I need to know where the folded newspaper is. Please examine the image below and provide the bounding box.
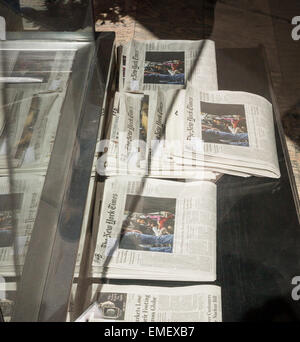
[0,174,44,276]
[0,49,75,176]
[92,176,217,281]
[76,284,222,322]
[119,39,218,92]
[98,87,280,179]
[98,39,280,179]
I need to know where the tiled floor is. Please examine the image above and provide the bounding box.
[94,0,300,206]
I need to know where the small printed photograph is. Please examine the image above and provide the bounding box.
[95,292,127,320]
[200,101,249,147]
[119,195,176,253]
[144,51,185,85]
[0,193,23,247]
[139,95,149,144]
[122,55,126,84]
[0,193,23,231]
[15,96,41,161]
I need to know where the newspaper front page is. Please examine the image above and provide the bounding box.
[76,284,222,322]
[93,177,216,281]
[123,40,218,92]
[164,88,280,178]
[0,277,17,322]
[0,174,44,276]
[97,90,220,181]
[98,86,280,179]
[0,49,75,175]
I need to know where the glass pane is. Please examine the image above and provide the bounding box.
[0,38,96,321]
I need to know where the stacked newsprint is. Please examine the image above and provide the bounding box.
[0,49,75,320]
[78,39,281,323]
[98,39,280,179]
[93,176,217,282]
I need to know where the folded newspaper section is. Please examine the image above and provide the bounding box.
[0,278,16,322]
[120,39,218,92]
[93,177,216,281]
[99,87,280,179]
[0,49,75,175]
[164,88,280,178]
[0,174,44,276]
[76,284,222,322]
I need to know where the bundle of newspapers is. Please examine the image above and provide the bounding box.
[0,48,75,272]
[0,174,45,321]
[92,176,217,282]
[0,48,75,320]
[97,39,280,179]
[0,49,75,175]
[0,174,45,277]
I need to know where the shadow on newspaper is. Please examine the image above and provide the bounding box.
[72,1,219,322]
[1,0,217,322]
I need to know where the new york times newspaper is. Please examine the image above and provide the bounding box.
[123,40,218,92]
[0,174,44,276]
[92,177,216,281]
[98,86,280,179]
[164,87,280,178]
[98,91,160,177]
[118,42,129,92]
[0,278,16,322]
[0,49,75,175]
[97,90,219,180]
[76,284,222,322]
[0,92,60,172]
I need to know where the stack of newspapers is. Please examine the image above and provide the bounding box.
[0,49,75,175]
[97,39,280,179]
[92,176,217,282]
[83,39,282,322]
[0,48,76,321]
[76,175,222,322]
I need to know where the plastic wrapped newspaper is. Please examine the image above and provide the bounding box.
[92,176,217,282]
[0,174,44,276]
[0,49,75,175]
[0,277,17,322]
[76,284,222,322]
[98,86,280,179]
[120,39,218,92]
[1,49,74,90]
[0,92,60,171]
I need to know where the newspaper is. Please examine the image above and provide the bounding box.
[0,277,17,322]
[118,42,129,92]
[0,174,44,276]
[0,48,4,137]
[0,49,75,175]
[122,39,218,92]
[92,176,216,281]
[97,90,219,180]
[162,88,280,178]
[76,284,222,322]
[98,86,280,179]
